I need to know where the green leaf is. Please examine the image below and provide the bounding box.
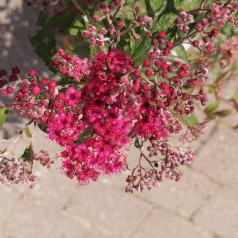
[204,102,220,116]
[73,19,84,28]
[173,45,188,61]
[0,107,8,129]
[36,11,49,27]
[30,36,57,73]
[180,114,199,127]
[219,24,237,37]
[117,1,138,20]
[174,0,200,11]
[129,33,136,52]
[69,28,79,36]
[144,0,154,16]
[147,0,165,14]
[153,12,177,33]
[69,33,90,58]
[30,8,77,72]
[38,123,47,133]
[134,138,141,148]
[20,145,32,162]
[89,45,99,59]
[25,126,32,138]
[132,33,151,65]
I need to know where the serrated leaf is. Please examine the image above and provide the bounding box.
[25,126,32,138]
[36,11,49,27]
[73,19,84,27]
[68,33,90,58]
[0,107,8,129]
[180,114,199,127]
[144,0,154,16]
[69,28,79,36]
[20,145,32,162]
[117,1,138,20]
[90,45,99,59]
[134,138,141,148]
[204,102,220,116]
[129,33,136,52]
[38,123,47,133]
[30,36,57,73]
[219,24,237,37]
[153,12,177,33]
[146,0,165,14]
[173,45,188,61]
[30,8,77,72]
[132,33,151,65]
[174,0,200,11]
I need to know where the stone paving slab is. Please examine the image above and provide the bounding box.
[135,167,219,219]
[2,199,113,238]
[193,126,238,190]
[131,207,213,238]
[13,166,78,211]
[193,187,238,238]
[0,175,152,238]
[63,182,152,238]
[0,186,21,229]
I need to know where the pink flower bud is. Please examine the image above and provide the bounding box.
[31,85,41,95]
[29,69,36,77]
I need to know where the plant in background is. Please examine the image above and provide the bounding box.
[0,0,237,192]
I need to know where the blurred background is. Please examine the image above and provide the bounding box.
[0,1,238,238]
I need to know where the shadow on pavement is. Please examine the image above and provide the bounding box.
[0,1,48,136]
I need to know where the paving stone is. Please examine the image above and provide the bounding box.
[189,119,216,151]
[0,186,19,228]
[193,187,238,238]
[0,123,62,160]
[0,124,74,210]
[64,182,152,238]
[219,76,238,100]
[136,167,218,219]
[13,164,78,210]
[3,200,112,238]
[193,126,238,190]
[0,0,42,71]
[131,207,213,238]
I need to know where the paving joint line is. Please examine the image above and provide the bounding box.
[127,206,154,238]
[195,122,219,156]
[213,233,224,238]
[188,184,222,222]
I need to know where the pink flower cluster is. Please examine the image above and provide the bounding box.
[52,49,90,82]
[33,150,54,169]
[220,36,238,68]
[211,1,238,27]
[53,50,135,183]
[0,46,208,187]
[1,0,237,190]
[50,48,198,185]
[0,157,36,188]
